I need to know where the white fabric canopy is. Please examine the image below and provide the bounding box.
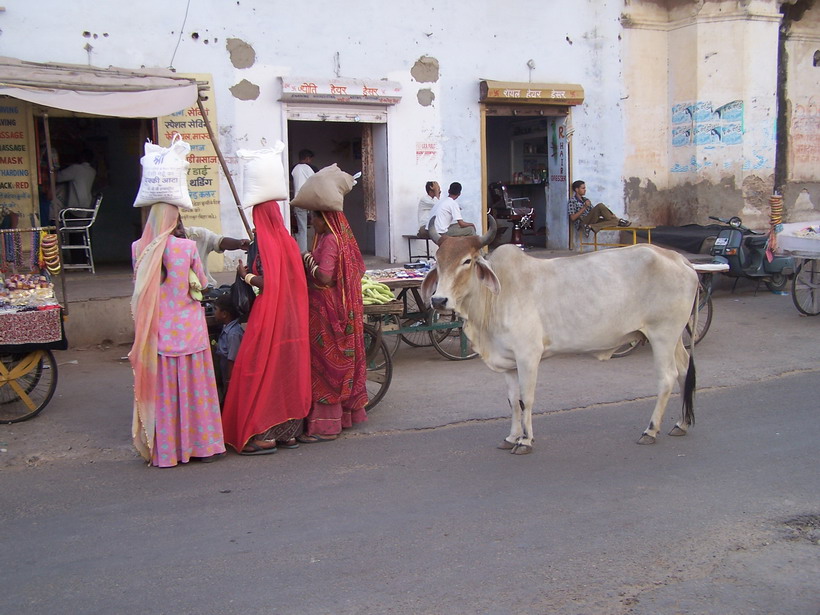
[0,56,199,117]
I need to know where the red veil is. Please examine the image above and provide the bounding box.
[221,200,311,451]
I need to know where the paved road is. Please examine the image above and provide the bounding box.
[1,280,818,614]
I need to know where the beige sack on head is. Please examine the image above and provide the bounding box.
[290,163,354,212]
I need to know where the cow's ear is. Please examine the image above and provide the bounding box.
[420,267,438,307]
[475,258,500,295]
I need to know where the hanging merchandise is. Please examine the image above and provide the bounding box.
[41,233,61,275]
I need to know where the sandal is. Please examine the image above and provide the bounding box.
[240,440,278,455]
[276,439,300,449]
[296,434,338,444]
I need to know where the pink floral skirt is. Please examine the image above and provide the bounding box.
[151,350,225,467]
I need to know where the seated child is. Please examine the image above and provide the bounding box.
[213,292,244,404]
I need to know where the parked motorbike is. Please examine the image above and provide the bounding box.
[708,215,795,292]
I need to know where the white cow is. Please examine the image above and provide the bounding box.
[421,218,699,454]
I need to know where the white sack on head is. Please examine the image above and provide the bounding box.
[290,163,354,212]
[237,142,288,209]
[133,134,194,210]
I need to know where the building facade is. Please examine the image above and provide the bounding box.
[0,0,816,269]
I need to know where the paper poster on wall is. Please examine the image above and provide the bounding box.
[0,99,37,224]
[158,74,224,275]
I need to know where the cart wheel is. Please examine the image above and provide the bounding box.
[363,324,392,412]
[0,350,58,424]
[612,338,643,358]
[683,293,713,345]
[366,313,401,357]
[792,259,820,316]
[429,311,478,360]
[399,291,434,347]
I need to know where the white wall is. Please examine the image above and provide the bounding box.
[1,0,627,257]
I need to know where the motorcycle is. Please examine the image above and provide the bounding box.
[708,215,795,292]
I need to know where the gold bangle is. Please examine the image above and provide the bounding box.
[244,273,255,285]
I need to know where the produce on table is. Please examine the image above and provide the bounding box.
[361,275,396,305]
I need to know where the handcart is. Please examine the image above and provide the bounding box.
[778,222,820,316]
[364,268,478,361]
[1,226,67,424]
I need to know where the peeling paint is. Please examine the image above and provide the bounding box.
[227,38,256,69]
[229,79,260,101]
[417,88,435,107]
[410,56,439,83]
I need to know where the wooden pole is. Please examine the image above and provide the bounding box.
[42,112,69,313]
[195,95,253,238]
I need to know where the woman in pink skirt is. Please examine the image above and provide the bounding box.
[129,202,225,467]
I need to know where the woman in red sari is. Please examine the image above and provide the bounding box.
[298,210,368,442]
[221,200,311,454]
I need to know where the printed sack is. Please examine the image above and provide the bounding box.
[133,134,193,210]
[290,163,354,212]
[237,142,288,209]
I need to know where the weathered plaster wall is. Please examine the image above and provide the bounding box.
[622,0,785,229]
[783,1,820,222]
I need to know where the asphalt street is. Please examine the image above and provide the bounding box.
[1,279,818,614]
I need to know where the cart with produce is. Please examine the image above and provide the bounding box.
[0,227,67,423]
[778,222,820,316]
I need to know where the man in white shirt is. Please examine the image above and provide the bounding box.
[417,181,440,238]
[185,225,250,287]
[291,148,316,252]
[430,182,476,236]
[56,148,96,210]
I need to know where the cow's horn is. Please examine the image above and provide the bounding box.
[479,215,498,248]
[428,216,442,245]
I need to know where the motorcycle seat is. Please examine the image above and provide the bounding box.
[744,235,768,249]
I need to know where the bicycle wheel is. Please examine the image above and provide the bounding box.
[683,293,713,345]
[792,259,820,316]
[429,311,478,360]
[363,324,392,412]
[0,350,58,424]
[365,313,401,357]
[400,290,434,347]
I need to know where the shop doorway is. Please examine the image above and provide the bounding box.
[40,115,151,266]
[286,118,389,257]
[484,113,571,249]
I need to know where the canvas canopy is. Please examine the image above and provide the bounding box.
[0,56,199,117]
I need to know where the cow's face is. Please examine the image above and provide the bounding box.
[421,236,500,313]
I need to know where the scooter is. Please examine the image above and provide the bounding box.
[708,215,795,292]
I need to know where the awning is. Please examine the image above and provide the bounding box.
[0,56,199,118]
[479,80,585,106]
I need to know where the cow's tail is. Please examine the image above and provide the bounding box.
[682,284,698,427]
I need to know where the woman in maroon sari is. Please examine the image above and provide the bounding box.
[298,210,368,442]
[221,200,311,454]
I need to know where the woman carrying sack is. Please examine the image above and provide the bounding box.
[298,211,368,442]
[220,199,312,455]
[130,203,226,467]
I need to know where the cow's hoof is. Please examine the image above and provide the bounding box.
[497,440,515,450]
[668,425,687,437]
[511,443,533,455]
[637,433,656,445]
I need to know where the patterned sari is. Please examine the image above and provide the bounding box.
[304,211,368,436]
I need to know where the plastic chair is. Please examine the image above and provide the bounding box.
[59,193,103,273]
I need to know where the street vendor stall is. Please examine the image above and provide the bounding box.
[779,222,820,316]
[0,226,67,423]
[364,265,478,361]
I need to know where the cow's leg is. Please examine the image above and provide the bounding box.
[638,339,678,445]
[669,339,694,436]
[511,359,539,455]
[498,370,523,450]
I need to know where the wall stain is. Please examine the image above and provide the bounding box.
[229,79,260,101]
[227,38,256,69]
[417,89,435,107]
[411,56,439,83]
